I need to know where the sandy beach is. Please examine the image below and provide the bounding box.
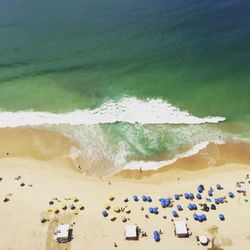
[0,128,250,250]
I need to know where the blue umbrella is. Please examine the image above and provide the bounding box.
[153,207,159,214]
[154,231,160,242]
[219,197,224,204]
[102,210,108,217]
[197,185,204,193]
[216,184,222,190]
[149,207,153,213]
[198,215,203,222]
[188,204,193,210]
[219,214,225,221]
[192,204,197,210]
[201,214,207,221]
[172,210,178,217]
[147,196,152,202]
[133,195,139,202]
[196,193,202,199]
[184,193,190,199]
[228,192,234,198]
[215,198,220,205]
[208,190,213,197]
[161,200,167,208]
[193,213,198,220]
[177,205,182,211]
[174,194,180,200]
[142,195,147,202]
[189,193,194,200]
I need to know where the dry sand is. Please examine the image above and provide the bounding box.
[0,128,250,250]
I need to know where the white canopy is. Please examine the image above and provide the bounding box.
[125,225,138,240]
[55,224,70,239]
[174,221,188,237]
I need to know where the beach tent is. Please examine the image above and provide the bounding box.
[196,193,202,199]
[55,224,71,243]
[228,192,234,198]
[154,231,160,242]
[133,195,139,201]
[174,194,180,200]
[219,214,225,221]
[198,235,209,246]
[172,210,178,217]
[125,225,138,240]
[174,221,189,238]
[142,195,147,202]
[147,196,152,202]
[102,210,108,217]
[177,205,183,211]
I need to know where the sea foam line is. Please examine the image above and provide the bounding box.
[124,139,225,171]
[0,97,225,128]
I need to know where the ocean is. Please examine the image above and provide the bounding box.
[0,0,250,175]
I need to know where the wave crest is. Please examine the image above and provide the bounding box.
[0,97,225,128]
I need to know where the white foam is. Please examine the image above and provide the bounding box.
[124,139,225,171]
[0,97,225,128]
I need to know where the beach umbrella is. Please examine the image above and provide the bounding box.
[219,214,225,221]
[184,193,190,199]
[216,184,222,190]
[72,196,79,202]
[161,199,167,208]
[196,193,202,200]
[153,207,159,214]
[54,208,60,214]
[211,204,216,210]
[198,215,203,222]
[123,197,129,202]
[189,193,194,200]
[147,196,152,202]
[228,192,234,198]
[79,205,85,210]
[219,197,224,204]
[154,231,160,242]
[193,213,198,221]
[102,210,108,217]
[149,207,154,214]
[104,204,110,210]
[125,207,131,214]
[70,204,76,210]
[214,198,220,205]
[114,207,121,213]
[133,195,139,202]
[142,195,147,202]
[174,194,180,200]
[197,185,204,193]
[192,204,197,210]
[201,214,207,221]
[49,200,54,205]
[172,210,178,217]
[188,204,193,210]
[61,204,67,210]
[208,190,213,197]
[177,205,182,211]
[109,195,115,201]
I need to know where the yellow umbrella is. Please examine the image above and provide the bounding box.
[114,207,121,213]
[79,205,85,210]
[104,204,110,210]
[109,195,115,201]
[72,196,79,202]
[61,204,67,210]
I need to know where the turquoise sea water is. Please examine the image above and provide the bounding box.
[0,0,250,174]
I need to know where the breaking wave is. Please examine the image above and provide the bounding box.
[0,97,225,128]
